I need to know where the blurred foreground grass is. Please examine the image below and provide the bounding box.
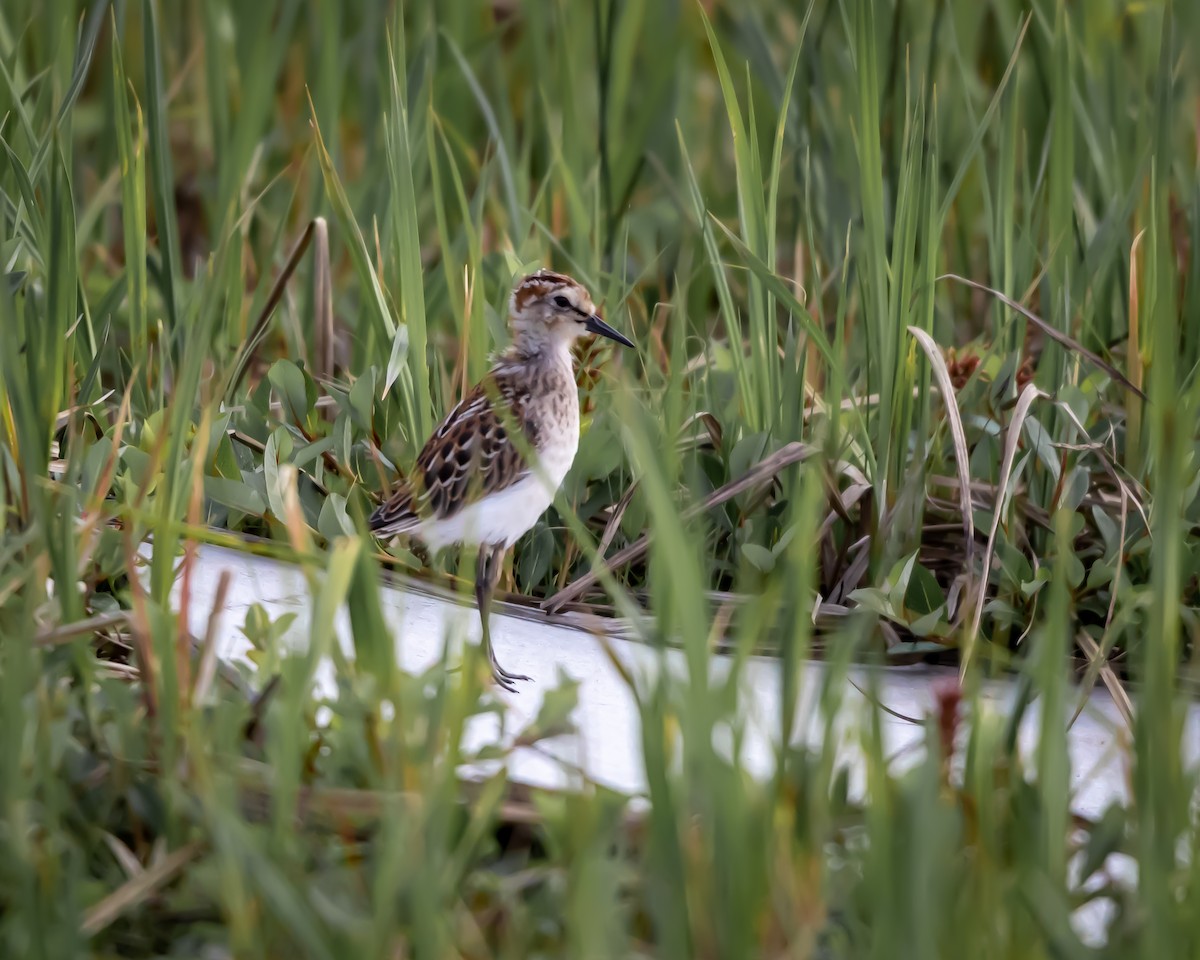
[1,0,1199,954]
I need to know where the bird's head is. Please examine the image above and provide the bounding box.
[507,270,635,354]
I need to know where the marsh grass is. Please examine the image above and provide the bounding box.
[1,0,1198,954]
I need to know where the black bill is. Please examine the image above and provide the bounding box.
[583,313,635,348]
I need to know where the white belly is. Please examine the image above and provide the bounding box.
[416,431,578,550]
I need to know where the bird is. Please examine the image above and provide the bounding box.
[368,269,635,691]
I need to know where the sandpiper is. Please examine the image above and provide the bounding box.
[369,270,635,691]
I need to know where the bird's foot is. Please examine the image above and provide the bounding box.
[489,651,532,692]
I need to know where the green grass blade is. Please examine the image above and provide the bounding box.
[141,0,181,341]
[111,16,148,361]
[384,27,431,438]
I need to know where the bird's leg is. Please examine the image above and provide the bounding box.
[475,544,531,691]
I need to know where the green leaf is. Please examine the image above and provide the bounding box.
[263,429,294,523]
[1086,561,1114,591]
[728,432,769,482]
[1020,569,1051,599]
[1092,505,1119,555]
[1060,467,1089,515]
[268,359,314,427]
[318,493,355,542]
[1065,550,1086,590]
[346,535,394,691]
[0,138,46,254]
[292,436,333,471]
[848,586,895,619]
[348,369,377,433]
[382,325,410,401]
[908,608,948,638]
[240,604,299,651]
[904,562,946,617]
[886,552,919,612]
[741,543,775,574]
[204,475,267,516]
[518,669,580,744]
[306,537,360,676]
[1022,416,1060,483]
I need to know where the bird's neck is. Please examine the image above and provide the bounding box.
[502,334,574,369]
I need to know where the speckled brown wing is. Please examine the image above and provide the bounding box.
[368,374,537,536]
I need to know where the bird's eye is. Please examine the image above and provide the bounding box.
[553,295,572,309]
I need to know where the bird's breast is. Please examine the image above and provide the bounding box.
[531,386,580,492]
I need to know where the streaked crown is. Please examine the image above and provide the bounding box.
[506,269,635,353]
[510,270,592,319]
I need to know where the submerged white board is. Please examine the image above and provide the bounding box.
[159,540,1197,944]
[159,542,1187,816]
